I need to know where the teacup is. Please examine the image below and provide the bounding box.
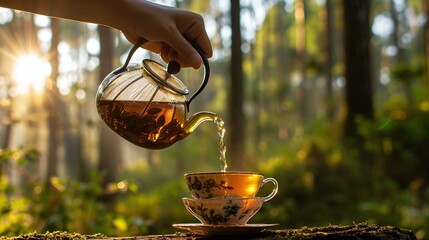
[184,171,278,199]
[182,195,267,225]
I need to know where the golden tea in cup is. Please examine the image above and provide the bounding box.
[182,195,265,225]
[184,171,278,200]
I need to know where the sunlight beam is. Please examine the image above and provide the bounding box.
[12,54,51,94]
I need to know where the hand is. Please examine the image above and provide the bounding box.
[119,0,213,69]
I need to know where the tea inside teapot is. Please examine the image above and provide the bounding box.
[97,100,187,149]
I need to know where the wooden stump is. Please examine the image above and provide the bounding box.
[110,223,417,240]
[5,223,417,240]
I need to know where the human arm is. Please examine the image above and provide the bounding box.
[0,0,212,68]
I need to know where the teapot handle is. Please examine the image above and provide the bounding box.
[113,38,148,75]
[185,40,210,111]
[113,38,210,111]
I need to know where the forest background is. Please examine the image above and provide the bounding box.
[1,0,429,239]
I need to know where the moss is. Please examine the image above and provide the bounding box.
[256,222,417,240]
[0,231,107,240]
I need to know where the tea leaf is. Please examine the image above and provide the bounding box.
[148,107,162,115]
[157,115,166,126]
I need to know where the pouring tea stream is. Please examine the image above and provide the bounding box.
[96,39,223,152]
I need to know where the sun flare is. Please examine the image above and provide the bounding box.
[12,54,51,94]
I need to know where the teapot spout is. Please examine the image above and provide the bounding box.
[180,111,223,139]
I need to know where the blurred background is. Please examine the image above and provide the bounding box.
[1,0,429,239]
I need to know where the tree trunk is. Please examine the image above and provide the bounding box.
[275,1,289,141]
[53,24,85,181]
[324,0,334,120]
[295,0,307,120]
[97,26,122,204]
[45,17,61,181]
[0,19,16,150]
[228,0,245,170]
[0,16,16,191]
[343,0,374,140]
[425,0,429,87]
[390,0,407,62]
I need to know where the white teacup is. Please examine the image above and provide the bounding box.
[183,195,269,225]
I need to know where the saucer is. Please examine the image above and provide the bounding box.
[172,223,278,236]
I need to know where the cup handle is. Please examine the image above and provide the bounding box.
[260,177,278,202]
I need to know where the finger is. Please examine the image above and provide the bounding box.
[186,25,213,58]
[159,44,174,63]
[178,16,213,58]
[160,44,191,67]
[123,32,138,46]
[194,35,213,58]
[166,30,202,69]
[166,48,194,68]
[141,42,163,54]
[160,44,170,61]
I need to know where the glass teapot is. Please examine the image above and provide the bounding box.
[96,39,220,149]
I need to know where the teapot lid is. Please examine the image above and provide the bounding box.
[143,59,189,95]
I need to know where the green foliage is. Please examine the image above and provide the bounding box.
[0,147,39,165]
[249,101,429,237]
[390,61,424,85]
[0,166,151,237]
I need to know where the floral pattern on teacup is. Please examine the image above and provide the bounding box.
[183,197,263,225]
[186,176,234,198]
